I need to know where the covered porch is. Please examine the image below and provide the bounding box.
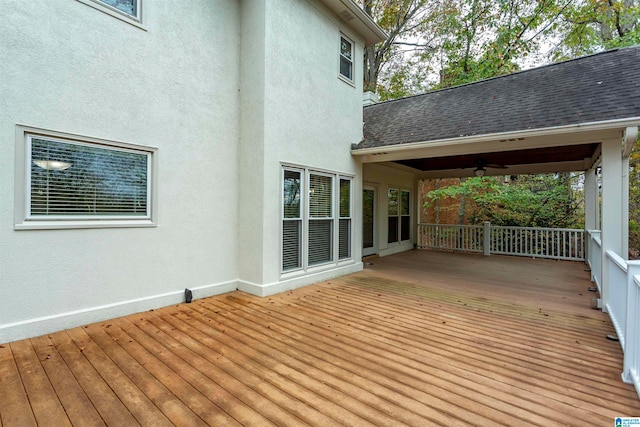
[2,251,639,425]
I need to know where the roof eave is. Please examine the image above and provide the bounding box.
[317,0,387,46]
[353,117,640,156]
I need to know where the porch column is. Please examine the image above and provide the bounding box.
[600,138,625,313]
[584,166,598,232]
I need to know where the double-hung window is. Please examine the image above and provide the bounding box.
[388,188,410,243]
[282,167,352,273]
[308,173,334,266]
[16,128,156,229]
[283,170,303,271]
[339,35,354,82]
[339,178,352,259]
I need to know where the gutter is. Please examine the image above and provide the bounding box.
[352,117,640,155]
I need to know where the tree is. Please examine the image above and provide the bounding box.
[363,0,639,97]
[553,0,640,60]
[423,174,584,228]
[362,0,435,93]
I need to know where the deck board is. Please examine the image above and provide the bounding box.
[2,250,639,426]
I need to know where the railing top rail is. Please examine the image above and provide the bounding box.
[419,223,584,233]
[418,224,482,229]
[606,249,629,272]
[490,225,585,233]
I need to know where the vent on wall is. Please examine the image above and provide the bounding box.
[339,9,355,22]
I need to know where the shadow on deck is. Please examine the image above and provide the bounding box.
[1,250,639,425]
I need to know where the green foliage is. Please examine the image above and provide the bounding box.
[366,0,639,97]
[424,174,583,228]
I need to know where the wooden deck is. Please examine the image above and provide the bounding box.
[2,250,639,426]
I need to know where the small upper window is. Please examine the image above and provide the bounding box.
[77,0,143,26]
[339,35,354,82]
[15,128,156,229]
[97,0,139,19]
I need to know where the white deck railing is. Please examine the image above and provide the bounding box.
[418,224,483,253]
[606,250,629,350]
[624,274,640,393]
[587,230,602,292]
[490,226,585,260]
[418,222,585,261]
[586,230,640,397]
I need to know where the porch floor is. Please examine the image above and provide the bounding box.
[2,250,639,426]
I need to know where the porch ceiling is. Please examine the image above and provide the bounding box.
[395,143,600,177]
[396,143,599,171]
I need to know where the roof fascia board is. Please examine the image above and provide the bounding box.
[316,0,387,46]
[354,117,640,157]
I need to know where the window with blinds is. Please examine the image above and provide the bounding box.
[27,135,151,220]
[282,169,302,271]
[281,167,352,274]
[309,174,333,266]
[339,178,351,259]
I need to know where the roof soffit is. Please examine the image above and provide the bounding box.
[316,0,387,46]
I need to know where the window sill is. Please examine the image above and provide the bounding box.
[15,219,156,230]
[338,74,356,88]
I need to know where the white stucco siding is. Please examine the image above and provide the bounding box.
[257,0,366,288]
[237,0,267,286]
[0,0,241,342]
[363,164,419,257]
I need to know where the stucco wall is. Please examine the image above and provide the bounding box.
[238,0,366,294]
[0,0,241,342]
[363,163,418,257]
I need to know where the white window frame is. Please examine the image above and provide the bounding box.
[14,125,157,230]
[76,0,145,29]
[338,176,352,260]
[339,34,355,84]
[282,167,304,272]
[281,165,354,275]
[388,187,411,244]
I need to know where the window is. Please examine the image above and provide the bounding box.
[98,0,138,18]
[282,167,352,273]
[77,0,143,26]
[283,170,302,271]
[339,178,351,259]
[339,35,354,82]
[16,128,156,229]
[309,173,333,266]
[388,188,410,244]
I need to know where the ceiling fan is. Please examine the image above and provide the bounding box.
[465,159,508,177]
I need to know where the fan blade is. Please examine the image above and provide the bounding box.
[484,163,508,169]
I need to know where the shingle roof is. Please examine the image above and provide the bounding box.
[359,46,640,150]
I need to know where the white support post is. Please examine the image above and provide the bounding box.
[483,221,491,256]
[600,138,625,313]
[623,155,630,258]
[584,167,598,232]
